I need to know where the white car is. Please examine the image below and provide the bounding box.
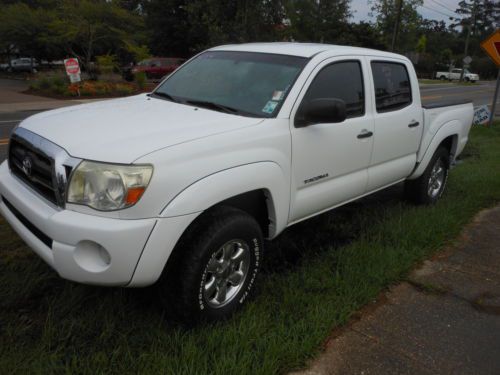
[0,43,473,323]
[436,68,479,82]
[7,57,39,73]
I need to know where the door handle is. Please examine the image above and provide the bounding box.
[408,121,420,128]
[357,130,373,139]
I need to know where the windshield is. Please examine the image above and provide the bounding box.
[154,51,308,118]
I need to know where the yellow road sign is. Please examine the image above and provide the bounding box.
[480,29,500,67]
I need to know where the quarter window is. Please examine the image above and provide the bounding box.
[301,61,365,119]
[371,61,412,112]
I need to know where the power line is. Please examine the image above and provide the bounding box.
[420,4,461,20]
[426,0,458,14]
[433,0,458,8]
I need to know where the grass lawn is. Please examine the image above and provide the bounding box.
[1,123,500,374]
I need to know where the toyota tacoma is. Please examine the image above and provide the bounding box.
[0,43,473,322]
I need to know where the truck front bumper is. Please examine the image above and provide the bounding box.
[0,161,197,287]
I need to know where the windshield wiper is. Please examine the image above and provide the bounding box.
[149,91,178,102]
[184,99,240,115]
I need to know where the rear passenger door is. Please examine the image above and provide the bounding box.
[366,59,423,191]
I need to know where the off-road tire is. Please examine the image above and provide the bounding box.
[159,206,263,324]
[404,146,450,205]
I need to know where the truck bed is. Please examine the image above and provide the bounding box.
[418,100,474,163]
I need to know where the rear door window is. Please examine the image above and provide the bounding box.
[371,61,412,112]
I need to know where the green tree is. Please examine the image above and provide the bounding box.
[283,0,351,43]
[453,0,500,38]
[142,0,193,57]
[187,0,285,50]
[0,3,61,66]
[370,0,423,52]
[47,0,145,73]
[449,0,499,71]
[339,21,386,49]
[416,34,427,53]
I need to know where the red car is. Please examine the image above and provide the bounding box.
[124,57,186,81]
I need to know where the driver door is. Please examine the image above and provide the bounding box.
[289,57,374,223]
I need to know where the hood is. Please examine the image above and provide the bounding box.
[20,94,263,163]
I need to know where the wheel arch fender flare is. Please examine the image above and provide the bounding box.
[409,120,461,180]
[160,162,290,238]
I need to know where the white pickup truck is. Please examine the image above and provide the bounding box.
[0,43,473,323]
[435,68,479,82]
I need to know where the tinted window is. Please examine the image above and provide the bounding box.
[156,51,308,118]
[301,61,365,119]
[371,61,412,112]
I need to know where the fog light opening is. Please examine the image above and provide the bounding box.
[74,240,112,273]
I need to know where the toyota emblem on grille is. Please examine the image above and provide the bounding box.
[22,156,33,177]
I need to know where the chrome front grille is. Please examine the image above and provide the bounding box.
[9,138,58,204]
[8,128,81,208]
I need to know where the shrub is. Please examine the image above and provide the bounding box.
[52,85,67,96]
[80,81,97,96]
[134,71,146,90]
[67,84,80,96]
[29,81,41,90]
[38,77,53,90]
[51,76,66,88]
[96,54,118,75]
[126,43,151,63]
[30,75,68,92]
[30,77,137,97]
[115,83,135,96]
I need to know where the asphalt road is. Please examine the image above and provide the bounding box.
[0,81,498,162]
[420,80,498,109]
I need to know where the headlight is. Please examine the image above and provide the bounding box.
[67,161,153,211]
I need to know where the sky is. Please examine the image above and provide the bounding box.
[350,0,462,24]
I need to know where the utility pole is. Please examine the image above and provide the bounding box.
[489,68,500,127]
[459,0,477,82]
[391,0,403,52]
[459,24,471,82]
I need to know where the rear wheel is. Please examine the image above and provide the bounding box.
[439,75,446,80]
[405,146,450,205]
[159,206,263,324]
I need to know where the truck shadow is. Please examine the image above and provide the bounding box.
[263,183,406,273]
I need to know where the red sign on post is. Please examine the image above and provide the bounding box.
[64,58,80,75]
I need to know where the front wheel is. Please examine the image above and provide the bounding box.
[405,146,450,205]
[159,206,263,324]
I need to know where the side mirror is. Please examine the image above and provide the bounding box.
[295,98,347,127]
